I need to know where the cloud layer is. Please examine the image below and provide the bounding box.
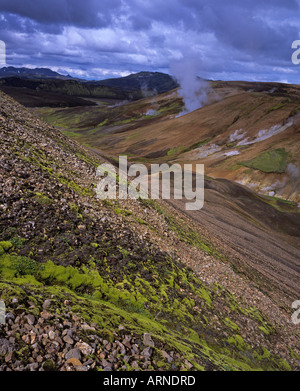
[0,0,299,81]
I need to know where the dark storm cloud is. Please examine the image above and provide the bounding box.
[127,0,299,56]
[0,0,299,82]
[0,0,123,28]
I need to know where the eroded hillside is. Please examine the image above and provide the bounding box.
[0,91,299,371]
[35,80,300,203]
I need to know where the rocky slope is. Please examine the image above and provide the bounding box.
[0,91,299,371]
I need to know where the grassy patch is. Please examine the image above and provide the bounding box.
[167,146,186,157]
[181,138,212,154]
[242,102,264,116]
[261,195,299,212]
[240,148,289,173]
[33,192,52,206]
[266,102,286,113]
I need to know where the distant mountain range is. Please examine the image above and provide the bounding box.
[0,66,75,80]
[0,66,178,93]
[90,71,178,94]
[0,67,178,107]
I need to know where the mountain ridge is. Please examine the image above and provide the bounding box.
[0,69,178,107]
[0,66,74,80]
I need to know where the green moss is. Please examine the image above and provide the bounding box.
[258,325,273,336]
[69,202,83,219]
[0,226,293,371]
[0,247,6,256]
[266,102,286,113]
[261,347,271,359]
[54,174,93,196]
[278,359,292,371]
[260,195,299,213]
[43,359,57,371]
[167,146,185,157]
[227,336,237,346]
[0,282,27,303]
[0,241,13,252]
[12,256,41,277]
[0,266,291,371]
[242,102,263,116]
[195,286,212,306]
[113,118,136,126]
[13,141,95,198]
[75,152,100,167]
[240,148,289,173]
[33,192,52,205]
[38,260,105,291]
[12,275,43,287]
[101,329,115,343]
[182,138,212,153]
[87,119,109,134]
[135,217,148,225]
[224,317,240,331]
[156,360,170,370]
[9,236,26,249]
[114,208,132,216]
[116,246,129,259]
[290,349,300,360]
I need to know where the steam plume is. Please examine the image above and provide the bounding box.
[170,57,210,117]
[286,163,299,180]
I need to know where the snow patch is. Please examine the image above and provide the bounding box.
[145,109,157,116]
[197,144,222,158]
[224,150,240,157]
[237,119,293,146]
[286,163,299,179]
[108,100,129,108]
[228,129,246,143]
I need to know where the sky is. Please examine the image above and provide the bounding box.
[0,0,299,83]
